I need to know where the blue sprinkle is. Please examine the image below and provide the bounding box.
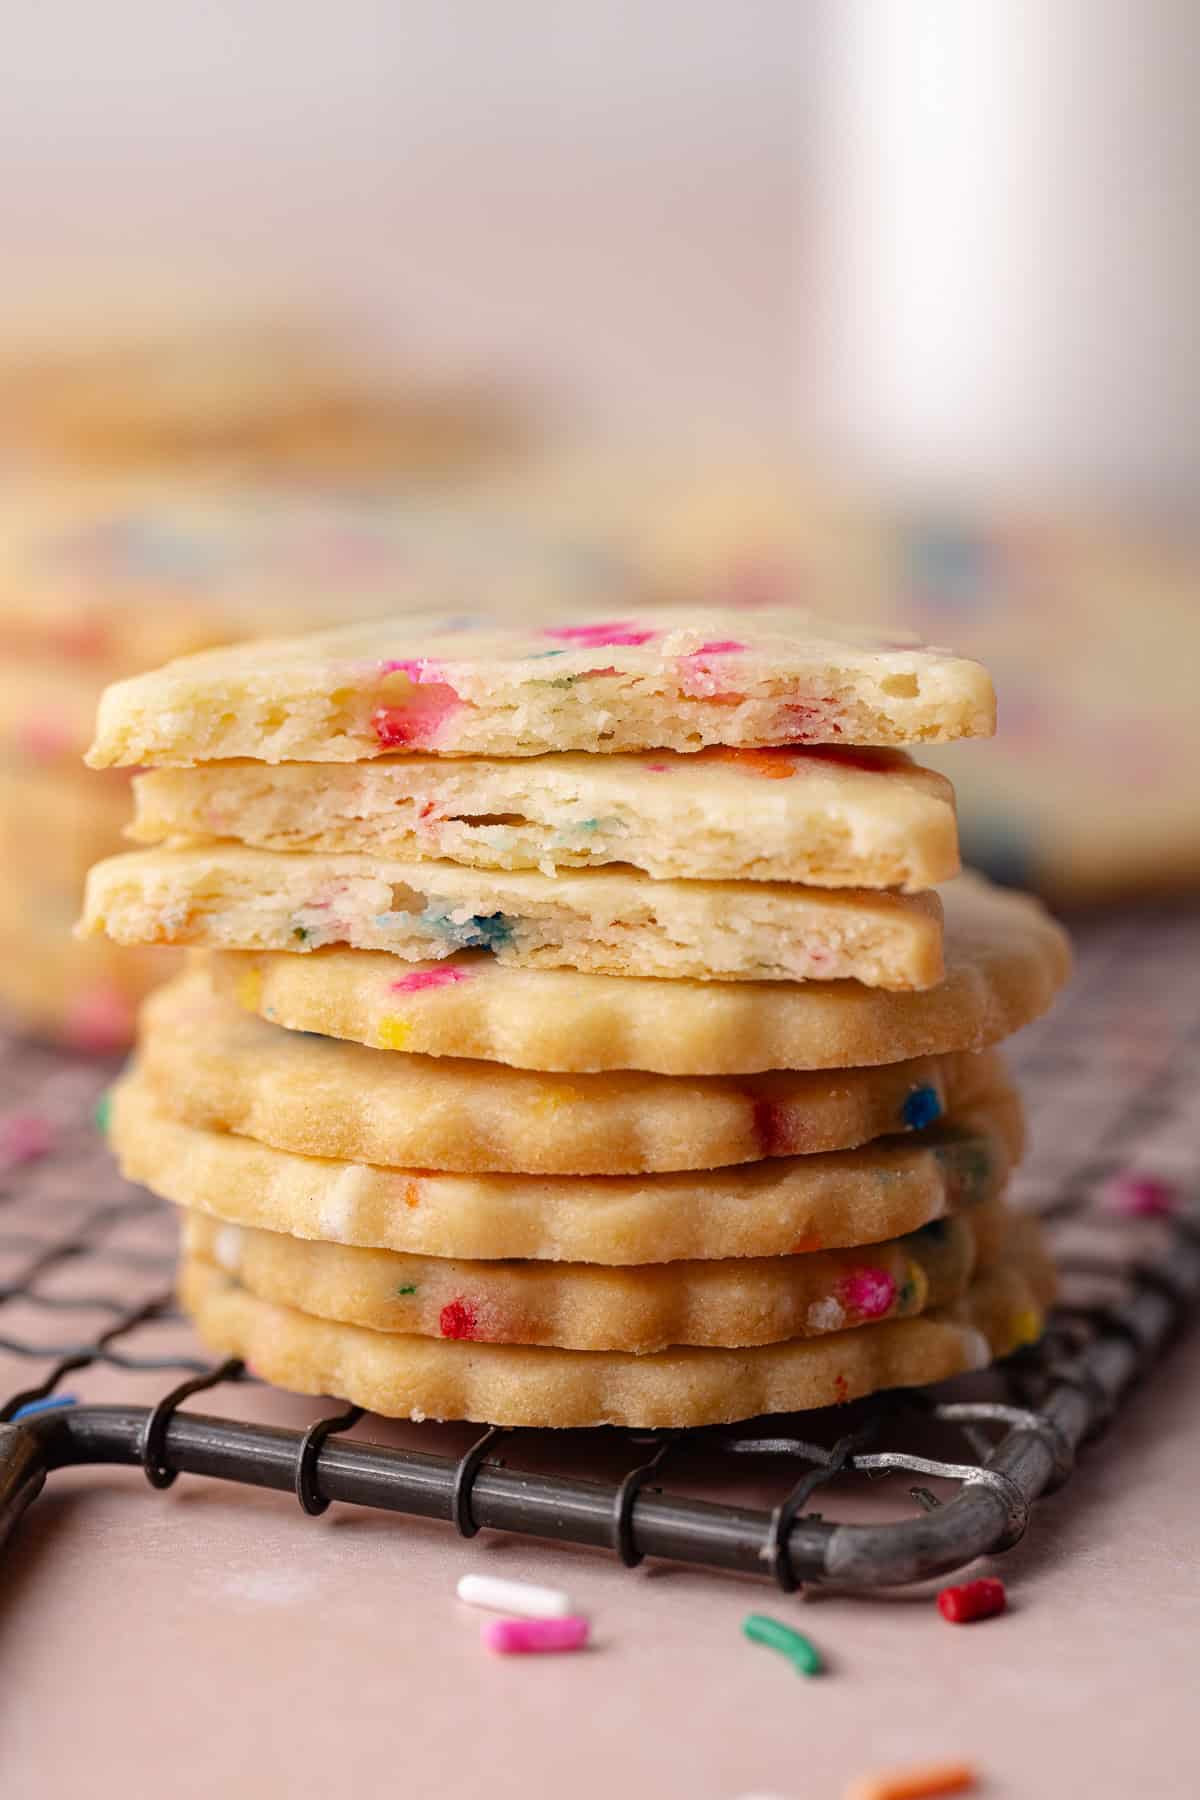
[902,1085,942,1130]
[11,1393,78,1422]
[528,649,567,659]
[413,906,516,954]
[463,912,514,952]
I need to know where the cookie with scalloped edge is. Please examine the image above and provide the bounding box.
[134,968,1003,1174]
[111,1069,1022,1263]
[183,1197,1008,1352]
[128,744,959,890]
[204,873,1068,1074]
[86,605,995,768]
[179,1216,1054,1426]
[80,845,945,988]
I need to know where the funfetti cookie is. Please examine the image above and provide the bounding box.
[179,1216,1055,1427]
[182,1199,1008,1352]
[128,744,958,890]
[79,847,945,987]
[205,874,1069,1074]
[132,969,1004,1175]
[85,606,996,767]
[112,1070,1022,1264]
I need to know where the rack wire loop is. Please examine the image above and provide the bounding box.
[139,1359,244,1490]
[450,1425,508,1538]
[294,1404,365,1516]
[611,1432,683,1568]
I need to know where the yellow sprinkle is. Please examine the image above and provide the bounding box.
[1011,1307,1043,1347]
[234,967,263,1012]
[903,1259,928,1313]
[376,1015,413,1051]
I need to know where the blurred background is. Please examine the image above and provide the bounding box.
[1,0,1196,1047]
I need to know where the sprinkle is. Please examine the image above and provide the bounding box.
[689,639,746,654]
[440,1298,479,1340]
[395,1283,418,1296]
[1010,1307,1043,1347]
[212,1224,244,1274]
[543,620,657,648]
[402,1180,422,1209]
[0,1112,53,1171]
[702,746,796,780]
[1105,1172,1177,1217]
[937,1577,1006,1625]
[741,1613,823,1676]
[93,1092,112,1135]
[842,1760,977,1799]
[293,926,309,943]
[839,1266,897,1321]
[482,1615,589,1655]
[902,1086,942,1130]
[457,1574,572,1619]
[11,1393,78,1421]
[390,965,471,994]
[376,1015,413,1051]
[643,761,671,773]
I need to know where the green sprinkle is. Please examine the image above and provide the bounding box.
[395,1283,418,1296]
[742,1613,823,1676]
[293,926,309,942]
[93,1091,112,1135]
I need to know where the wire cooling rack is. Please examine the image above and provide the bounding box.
[1,903,1198,1591]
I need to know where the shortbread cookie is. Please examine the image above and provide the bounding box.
[179,1218,1054,1425]
[128,745,959,890]
[206,874,1068,1073]
[183,1200,1008,1352]
[85,606,996,767]
[134,971,1004,1174]
[81,847,945,988]
[112,1071,1021,1263]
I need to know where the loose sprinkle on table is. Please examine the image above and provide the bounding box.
[937,1577,1007,1624]
[741,1613,823,1676]
[481,1616,589,1655]
[843,1761,977,1800]
[457,1573,572,1619]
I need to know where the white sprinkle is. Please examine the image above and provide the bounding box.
[958,1326,992,1371]
[456,1573,572,1619]
[806,1296,845,1333]
[213,1223,244,1273]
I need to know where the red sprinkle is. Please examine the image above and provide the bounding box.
[482,1616,589,1655]
[937,1577,1007,1624]
[543,621,656,648]
[839,1266,897,1321]
[372,705,421,748]
[390,966,471,994]
[439,1298,479,1340]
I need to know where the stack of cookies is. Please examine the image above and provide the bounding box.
[81,608,1069,1428]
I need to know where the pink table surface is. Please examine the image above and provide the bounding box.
[2,1299,1199,1800]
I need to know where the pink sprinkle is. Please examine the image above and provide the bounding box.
[64,986,136,1054]
[687,639,746,656]
[840,1267,898,1320]
[1106,1173,1177,1218]
[482,1616,590,1656]
[390,966,472,994]
[543,621,657,648]
[378,658,442,683]
[642,762,671,773]
[0,1112,53,1171]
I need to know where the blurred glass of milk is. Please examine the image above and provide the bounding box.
[811,0,1200,513]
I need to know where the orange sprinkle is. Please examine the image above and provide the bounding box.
[843,1760,977,1800]
[789,1234,823,1255]
[701,745,796,779]
[403,1180,421,1209]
